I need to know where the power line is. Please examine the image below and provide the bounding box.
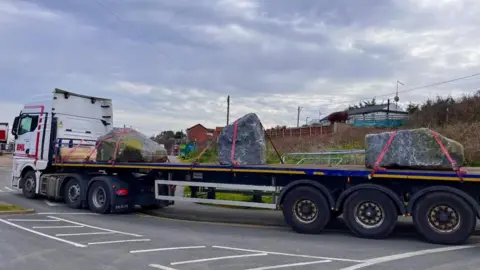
[299,72,480,109]
[395,72,480,95]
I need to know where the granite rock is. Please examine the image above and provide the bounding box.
[218,113,267,165]
[365,128,464,170]
[96,127,168,163]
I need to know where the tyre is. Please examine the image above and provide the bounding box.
[64,178,83,209]
[87,181,111,214]
[343,190,398,239]
[22,171,37,199]
[412,192,475,245]
[282,186,331,234]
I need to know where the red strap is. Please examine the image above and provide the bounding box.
[230,120,239,166]
[110,133,124,165]
[85,128,131,162]
[430,130,466,182]
[370,131,397,177]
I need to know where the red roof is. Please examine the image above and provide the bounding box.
[186,123,208,131]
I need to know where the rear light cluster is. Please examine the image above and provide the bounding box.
[115,189,128,196]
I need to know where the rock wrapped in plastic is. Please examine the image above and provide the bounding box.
[218,113,267,165]
[96,127,168,163]
[365,128,464,170]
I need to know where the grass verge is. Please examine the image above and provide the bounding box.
[0,202,34,215]
[0,204,25,211]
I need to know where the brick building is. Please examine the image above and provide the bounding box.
[186,124,214,143]
[186,124,224,146]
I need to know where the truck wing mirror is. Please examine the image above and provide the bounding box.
[12,116,19,138]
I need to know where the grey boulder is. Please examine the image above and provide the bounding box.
[218,113,267,165]
[365,128,464,170]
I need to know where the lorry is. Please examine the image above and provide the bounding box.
[0,122,8,153]
[9,88,480,245]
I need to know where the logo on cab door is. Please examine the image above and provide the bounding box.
[16,144,25,151]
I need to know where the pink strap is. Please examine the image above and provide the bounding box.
[370,131,397,177]
[430,130,466,182]
[230,121,239,166]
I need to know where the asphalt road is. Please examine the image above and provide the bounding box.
[1,167,480,270]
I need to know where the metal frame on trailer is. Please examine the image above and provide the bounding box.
[154,179,281,209]
[52,161,480,182]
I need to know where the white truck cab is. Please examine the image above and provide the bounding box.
[10,88,171,213]
[11,88,113,197]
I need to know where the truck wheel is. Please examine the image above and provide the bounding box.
[282,186,331,234]
[64,178,83,209]
[22,171,37,199]
[343,190,398,239]
[412,192,475,245]
[88,181,111,214]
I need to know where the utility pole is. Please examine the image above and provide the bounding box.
[387,99,390,119]
[226,95,230,125]
[297,106,302,127]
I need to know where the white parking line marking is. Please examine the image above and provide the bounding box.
[149,264,178,270]
[44,200,63,206]
[130,246,206,254]
[7,219,58,222]
[170,253,268,265]
[88,239,151,245]
[213,246,365,263]
[56,232,116,236]
[4,187,15,192]
[339,245,478,270]
[37,212,99,215]
[0,219,86,247]
[33,225,84,229]
[245,259,332,270]
[48,216,142,237]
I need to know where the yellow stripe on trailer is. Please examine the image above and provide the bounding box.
[373,174,480,182]
[51,163,308,175]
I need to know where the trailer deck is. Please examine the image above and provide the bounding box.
[51,161,480,182]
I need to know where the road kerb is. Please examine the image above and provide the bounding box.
[0,208,35,215]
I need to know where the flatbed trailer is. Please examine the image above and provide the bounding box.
[49,160,480,245]
[8,89,480,246]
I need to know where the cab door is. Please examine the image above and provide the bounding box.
[14,114,39,159]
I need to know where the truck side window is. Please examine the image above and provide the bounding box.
[18,115,39,136]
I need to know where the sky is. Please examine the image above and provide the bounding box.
[1,0,480,136]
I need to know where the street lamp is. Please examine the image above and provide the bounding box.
[305,117,310,125]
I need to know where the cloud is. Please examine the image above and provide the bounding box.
[1,0,480,135]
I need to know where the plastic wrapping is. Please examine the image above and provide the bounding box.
[94,128,168,163]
